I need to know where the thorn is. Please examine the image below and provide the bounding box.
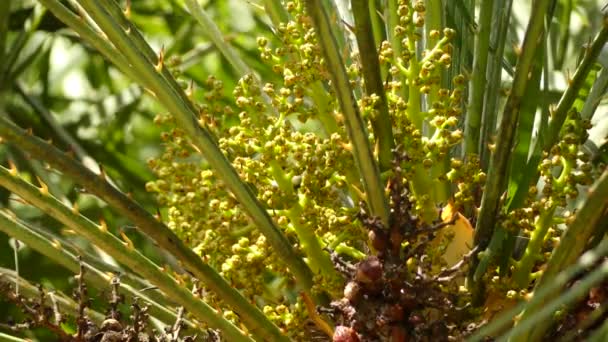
[9,197,28,205]
[8,160,18,176]
[51,238,62,250]
[155,208,162,221]
[99,164,106,181]
[36,176,49,196]
[76,4,87,21]
[245,0,264,11]
[341,19,356,35]
[119,228,134,249]
[126,191,134,200]
[189,142,201,154]
[124,0,131,18]
[26,127,33,135]
[513,43,522,57]
[186,80,195,100]
[72,202,79,215]
[46,138,53,145]
[155,46,165,72]
[99,218,108,232]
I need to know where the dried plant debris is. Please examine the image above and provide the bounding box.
[325,151,477,342]
[0,261,213,341]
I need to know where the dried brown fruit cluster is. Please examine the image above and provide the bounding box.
[326,152,475,341]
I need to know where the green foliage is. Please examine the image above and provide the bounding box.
[0,0,607,341]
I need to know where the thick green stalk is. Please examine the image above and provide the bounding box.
[425,0,449,205]
[506,261,608,341]
[0,166,252,341]
[554,0,573,69]
[545,17,608,148]
[368,2,384,53]
[387,0,407,100]
[36,0,138,82]
[503,22,608,224]
[66,0,314,304]
[581,67,608,120]
[465,0,494,156]
[0,0,10,72]
[468,237,608,341]
[425,0,443,108]
[0,211,184,326]
[481,0,512,170]
[470,0,552,295]
[351,0,394,172]
[263,0,289,25]
[511,205,556,288]
[0,331,28,342]
[588,309,608,341]
[184,0,251,76]
[303,0,390,226]
[268,160,340,286]
[0,115,287,341]
[516,169,608,340]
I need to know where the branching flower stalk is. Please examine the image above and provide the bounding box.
[303,0,390,226]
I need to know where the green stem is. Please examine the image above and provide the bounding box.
[36,0,138,81]
[268,161,340,287]
[0,331,28,342]
[581,67,608,121]
[481,0,513,170]
[0,116,286,341]
[504,18,608,222]
[351,0,394,172]
[506,261,608,341]
[0,210,184,327]
[407,37,423,129]
[470,0,552,296]
[184,0,251,76]
[304,0,390,227]
[554,0,573,69]
[262,0,289,25]
[517,169,608,340]
[465,0,494,156]
[468,238,608,341]
[259,0,339,137]
[512,205,556,288]
[424,0,443,109]
[0,166,252,341]
[387,0,407,100]
[0,0,11,73]
[545,18,608,149]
